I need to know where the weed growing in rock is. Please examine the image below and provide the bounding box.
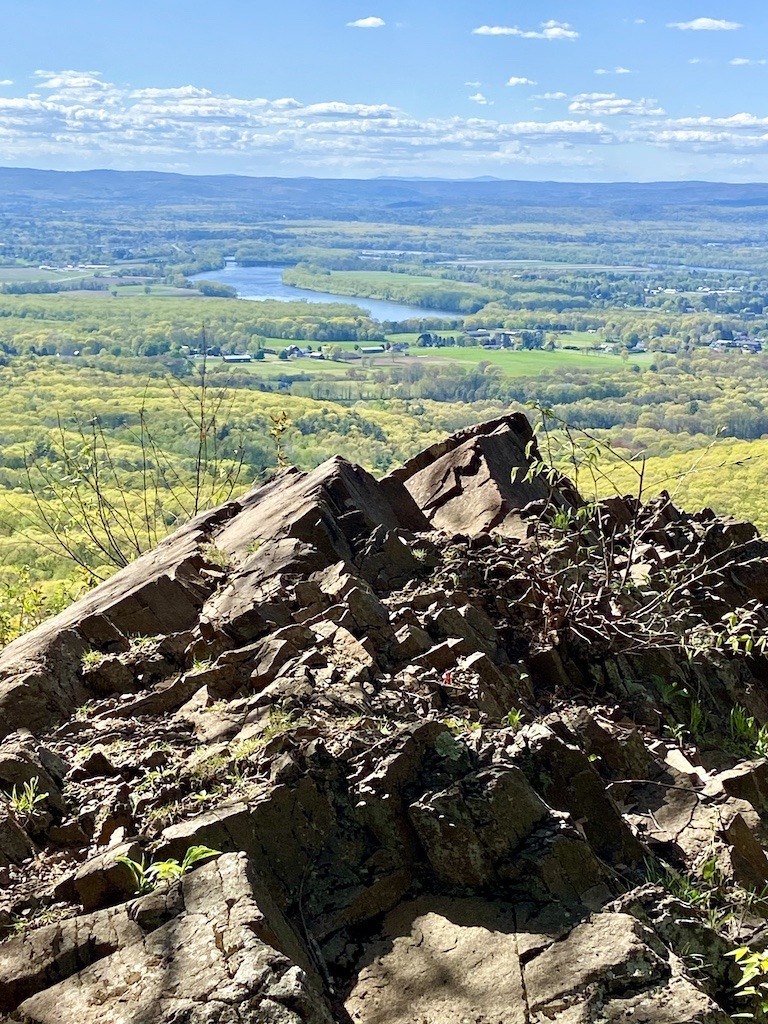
[655,678,708,744]
[232,737,263,760]
[9,777,48,821]
[435,731,467,761]
[10,905,70,935]
[443,716,481,735]
[80,648,102,669]
[727,946,768,1020]
[73,700,98,721]
[646,854,768,938]
[505,708,524,731]
[727,707,768,759]
[129,633,160,651]
[146,800,183,829]
[188,752,230,784]
[231,706,308,760]
[200,543,231,569]
[119,845,220,894]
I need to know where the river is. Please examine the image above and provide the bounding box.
[189,264,462,323]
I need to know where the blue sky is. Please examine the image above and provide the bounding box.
[1,2,768,180]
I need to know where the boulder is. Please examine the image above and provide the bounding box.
[346,898,526,1024]
[11,853,334,1024]
[386,414,579,535]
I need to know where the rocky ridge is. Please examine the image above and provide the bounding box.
[1,413,768,1021]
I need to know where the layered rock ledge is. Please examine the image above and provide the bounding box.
[1,413,767,1022]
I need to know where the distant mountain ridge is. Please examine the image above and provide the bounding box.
[2,166,768,221]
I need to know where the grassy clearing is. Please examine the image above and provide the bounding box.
[412,346,649,374]
[0,267,96,284]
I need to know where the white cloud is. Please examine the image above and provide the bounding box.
[595,66,633,75]
[0,80,13,87]
[670,112,768,127]
[569,92,665,116]
[301,101,397,118]
[507,77,537,86]
[668,18,742,31]
[130,86,213,99]
[688,57,704,64]
[464,81,481,87]
[473,20,579,41]
[534,91,567,100]
[634,18,646,25]
[730,57,767,66]
[469,92,492,105]
[347,16,385,29]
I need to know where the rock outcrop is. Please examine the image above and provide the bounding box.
[1,413,768,1022]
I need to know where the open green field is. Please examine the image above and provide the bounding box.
[414,346,647,374]
[0,266,96,283]
[217,337,641,380]
[111,284,195,297]
[328,270,489,292]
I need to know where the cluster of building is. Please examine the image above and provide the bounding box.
[709,335,763,354]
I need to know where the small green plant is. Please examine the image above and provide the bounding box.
[74,700,99,722]
[727,946,768,1020]
[245,538,263,555]
[191,657,213,673]
[80,648,102,670]
[10,777,48,820]
[269,410,291,468]
[717,609,768,658]
[200,543,231,569]
[505,708,524,732]
[412,547,428,562]
[145,800,183,829]
[435,731,467,761]
[232,736,264,760]
[10,906,69,935]
[129,633,160,651]
[727,706,768,759]
[231,705,308,759]
[119,845,220,894]
[657,678,708,743]
[188,752,230,784]
[443,716,481,735]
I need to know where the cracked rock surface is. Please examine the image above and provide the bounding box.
[1,413,768,1022]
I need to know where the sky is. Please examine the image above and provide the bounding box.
[2,2,768,181]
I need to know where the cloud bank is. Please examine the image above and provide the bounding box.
[0,68,765,177]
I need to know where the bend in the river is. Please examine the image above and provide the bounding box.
[190,264,463,323]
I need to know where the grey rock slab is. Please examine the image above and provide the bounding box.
[387,414,578,536]
[346,897,527,1024]
[524,912,669,1016]
[12,853,334,1024]
[408,766,549,887]
[0,799,35,868]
